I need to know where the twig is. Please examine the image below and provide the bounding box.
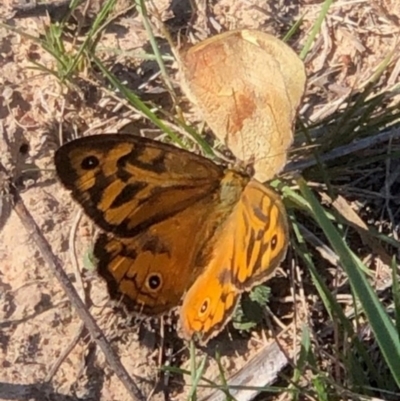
[45,322,85,381]
[46,210,86,382]
[5,164,145,401]
[10,0,82,18]
[201,341,288,401]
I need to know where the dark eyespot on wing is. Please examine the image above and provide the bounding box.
[147,273,162,291]
[200,298,209,314]
[81,155,99,170]
[196,291,240,344]
[271,234,278,250]
[94,234,173,315]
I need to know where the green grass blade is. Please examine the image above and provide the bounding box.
[298,177,400,387]
[300,0,334,59]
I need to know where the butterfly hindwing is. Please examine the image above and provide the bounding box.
[180,180,288,343]
[93,191,221,315]
[234,180,289,289]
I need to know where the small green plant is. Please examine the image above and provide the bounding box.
[232,285,271,332]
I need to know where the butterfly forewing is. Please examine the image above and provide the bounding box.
[55,134,223,237]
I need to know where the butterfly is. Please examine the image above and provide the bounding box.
[178,29,306,183]
[54,133,289,343]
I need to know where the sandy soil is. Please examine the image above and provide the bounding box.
[1,1,399,400]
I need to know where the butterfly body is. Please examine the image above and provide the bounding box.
[55,134,288,342]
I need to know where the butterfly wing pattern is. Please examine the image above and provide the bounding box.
[55,134,289,340]
[55,134,253,316]
[180,179,288,342]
